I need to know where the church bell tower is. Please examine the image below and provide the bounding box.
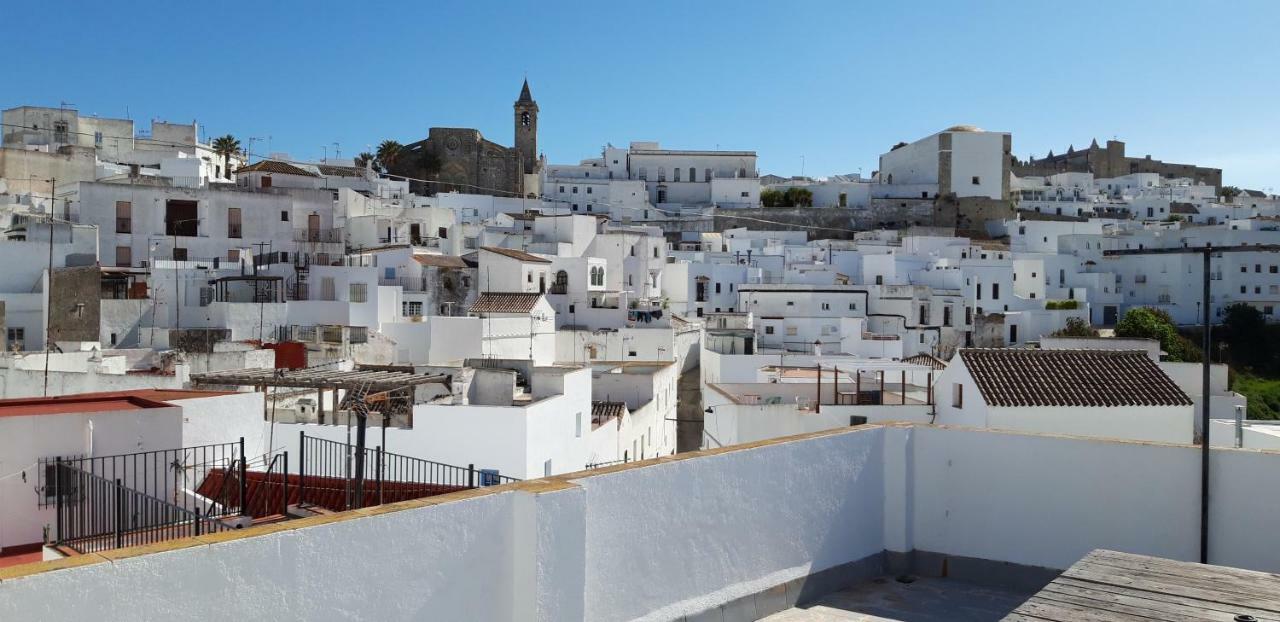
[514,79,538,176]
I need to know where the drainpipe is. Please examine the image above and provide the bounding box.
[1235,405,1244,449]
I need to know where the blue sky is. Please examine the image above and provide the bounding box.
[8,1,1279,189]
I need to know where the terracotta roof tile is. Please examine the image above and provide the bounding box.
[412,254,469,269]
[236,160,320,178]
[479,246,551,264]
[469,292,544,314]
[958,349,1191,408]
[592,401,626,426]
[902,354,948,370]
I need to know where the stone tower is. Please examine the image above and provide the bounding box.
[514,79,538,176]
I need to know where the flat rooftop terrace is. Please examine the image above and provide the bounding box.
[765,576,1031,621]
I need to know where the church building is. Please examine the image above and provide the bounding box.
[391,80,542,197]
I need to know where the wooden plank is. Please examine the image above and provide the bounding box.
[1065,566,1280,614]
[1002,614,1058,622]
[1038,580,1280,622]
[1092,550,1280,586]
[1050,577,1280,622]
[1013,598,1162,622]
[1073,557,1280,610]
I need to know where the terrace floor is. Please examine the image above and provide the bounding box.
[762,576,1032,622]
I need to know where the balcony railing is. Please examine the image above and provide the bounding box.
[294,228,344,244]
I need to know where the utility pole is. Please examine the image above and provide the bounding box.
[1104,243,1280,565]
[43,176,56,397]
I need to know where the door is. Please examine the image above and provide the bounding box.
[1103,305,1118,325]
[307,214,320,242]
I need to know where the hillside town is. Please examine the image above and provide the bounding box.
[2,76,1280,621]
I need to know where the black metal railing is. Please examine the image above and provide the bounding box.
[244,452,289,518]
[585,458,629,469]
[50,461,229,554]
[298,433,519,512]
[39,440,249,521]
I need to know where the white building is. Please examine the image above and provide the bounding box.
[877,126,1010,200]
[933,349,1194,443]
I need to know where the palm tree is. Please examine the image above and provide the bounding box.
[354,151,377,171]
[211,135,241,180]
[376,140,403,171]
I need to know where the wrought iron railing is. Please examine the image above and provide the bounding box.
[39,440,248,520]
[49,461,229,554]
[298,433,518,512]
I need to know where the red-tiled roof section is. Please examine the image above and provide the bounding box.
[236,160,320,177]
[902,354,948,370]
[0,389,239,418]
[469,292,544,314]
[197,469,465,517]
[592,401,626,427]
[413,254,470,269]
[480,246,552,264]
[958,349,1192,407]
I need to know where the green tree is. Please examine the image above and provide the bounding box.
[376,140,403,171]
[1051,317,1098,337]
[1221,186,1242,203]
[1114,307,1201,362]
[1222,303,1270,372]
[211,134,241,180]
[783,187,813,207]
[760,188,785,207]
[354,152,376,171]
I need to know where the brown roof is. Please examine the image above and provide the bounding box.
[413,254,469,269]
[469,292,544,314]
[1170,202,1199,215]
[592,401,626,426]
[480,246,551,264]
[902,354,948,370]
[958,349,1191,408]
[236,160,320,177]
[316,164,364,177]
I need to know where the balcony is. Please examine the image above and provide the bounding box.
[294,228,344,244]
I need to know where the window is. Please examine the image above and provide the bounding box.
[575,412,582,438]
[7,327,24,349]
[572,186,578,194]
[43,462,78,502]
[544,460,552,478]
[1241,266,1248,273]
[849,303,857,310]
[1241,286,1247,294]
[281,210,289,222]
[765,326,774,335]
[704,168,712,182]
[165,199,198,236]
[628,350,637,357]
[1009,325,1018,343]
[1257,264,1263,273]
[586,187,592,194]
[673,168,681,182]
[227,207,242,238]
[821,302,830,310]
[115,201,131,233]
[403,301,423,316]
[943,306,952,327]
[715,283,721,294]
[227,249,240,262]
[658,167,666,182]
[172,247,188,261]
[638,167,647,180]
[559,186,565,193]
[115,246,131,267]
[992,283,1000,300]
[952,383,963,408]
[786,301,794,306]
[94,131,103,145]
[689,167,696,181]
[785,326,797,336]
[349,282,368,303]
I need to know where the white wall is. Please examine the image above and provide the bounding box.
[4,424,1280,620]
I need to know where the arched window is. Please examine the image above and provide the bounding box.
[689,167,696,182]
[738,167,747,178]
[554,270,568,292]
[673,168,681,182]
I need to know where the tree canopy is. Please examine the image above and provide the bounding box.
[1114,307,1201,362]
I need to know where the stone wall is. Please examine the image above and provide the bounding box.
[48,266,100,342]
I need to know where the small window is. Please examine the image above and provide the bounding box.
[952,383,963,408]
[349,282,368,303]
[785,327,797,336]
[575,412,582,438]
[587,187,592,194]
[281,210,289,222]
[765,325,774,334]
[971,176,980,185]
[629,350,637,357]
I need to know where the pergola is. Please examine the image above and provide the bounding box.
[191,367,451,505]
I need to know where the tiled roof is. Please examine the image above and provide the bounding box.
[469,292,544,314]
[592,401,626,426]
[902,354,948,370]
[1170,202,1199,215]
[1243,189,1267,198]
[958,349,1191,408]
[236,160,320,178]
[480,246,552,264]
[413,254,469,269]
[316,164,364,178]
